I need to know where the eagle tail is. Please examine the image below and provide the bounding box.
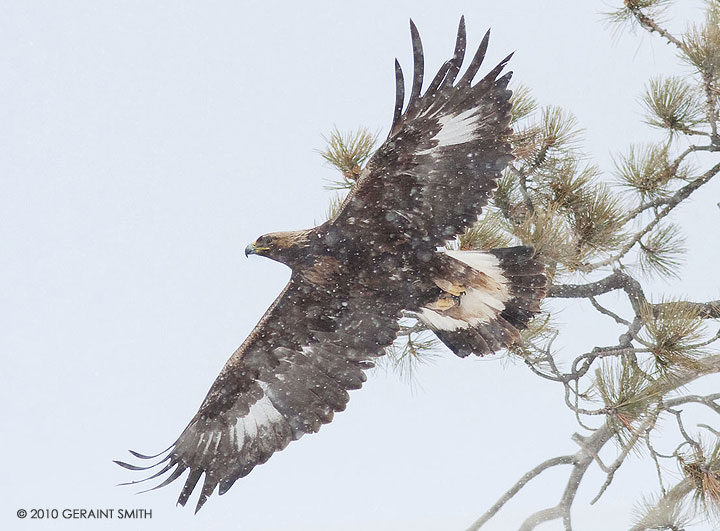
[418,247,546,357]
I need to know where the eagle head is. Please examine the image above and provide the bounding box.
[245,230,311,266]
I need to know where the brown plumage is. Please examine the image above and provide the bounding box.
[116,17,546,512]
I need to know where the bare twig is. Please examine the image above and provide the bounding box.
[464,455,576,531]
[590,411,659,505]
[589,296,631,326]
[626,3,685,50]
[698,423,720,437]
[468,355,720,529]
[516,427,615,531]
[665,408,703,456]
[645,432,668,496]
[669,393,720,415]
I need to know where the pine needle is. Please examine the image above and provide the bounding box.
[382,325,439,385]
[535,106,583,164]
[642,76,705,135]
[614,143,678,200]
[509,82,538,124]
[458,210,514,250]
[543,161,599,212]
[631,489,693,531]
[638,223,687,279]
[324,193,346,222]
[567,183,626,259]
[514,203,573,265]
[681,436,720,522]
[594,358,654,445]
[640,299,708,372]
[682,6,720,77]
[320,127,378,190]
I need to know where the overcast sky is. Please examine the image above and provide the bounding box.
[2,1,719,530]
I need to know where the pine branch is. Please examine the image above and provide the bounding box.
[625,2,685,50]
[585,161,720,270]
[316,7,720,528]
[516,427,615,531]
[548,269,647,310]
[703,71,720,143]
[464,455,576,531]
[468,355,720,530]
[622,143,719,223]
[682,6,720,142]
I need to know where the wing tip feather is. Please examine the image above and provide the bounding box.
[391,58,405,132]
[408,18,425,108]
[458,27,491,86]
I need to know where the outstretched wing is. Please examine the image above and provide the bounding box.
[330,17,513,251]
[116,277,403,512]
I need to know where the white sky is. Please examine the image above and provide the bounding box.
[2,1,719,530]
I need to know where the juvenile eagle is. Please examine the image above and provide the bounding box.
[117,17,546,512]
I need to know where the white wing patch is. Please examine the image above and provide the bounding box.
[443,249,504,280]
[418,308,469,331]
[418,109,481,155]
[233,391,284,451]
[460,288,506,326]
[418,250,510,332]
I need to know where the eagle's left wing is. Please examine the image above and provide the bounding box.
[330,18,513,251]
[116,276,403,512]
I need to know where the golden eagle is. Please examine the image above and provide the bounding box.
[116,17,546,512]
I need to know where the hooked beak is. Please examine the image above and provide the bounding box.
[245,241,270,257]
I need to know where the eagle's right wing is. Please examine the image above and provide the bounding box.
[116,276,403,512]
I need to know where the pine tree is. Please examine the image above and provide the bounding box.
[321,2,720,528]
